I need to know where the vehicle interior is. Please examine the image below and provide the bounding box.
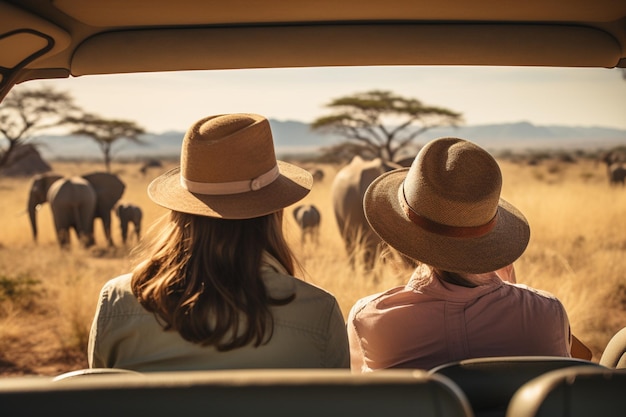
[2,0,625,100]
[1,1,626,416]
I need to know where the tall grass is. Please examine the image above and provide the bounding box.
[501,161,626,354]
[0,157,625,374]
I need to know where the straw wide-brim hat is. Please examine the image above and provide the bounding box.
[364,137,530,274]
[148,113,312,219]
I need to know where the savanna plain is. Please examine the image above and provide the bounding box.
[1,156,625,376]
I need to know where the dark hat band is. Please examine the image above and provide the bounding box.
[399,185,497,238]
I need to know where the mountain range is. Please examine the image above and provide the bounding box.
[32,120,626,161]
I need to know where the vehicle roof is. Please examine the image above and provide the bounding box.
[1,0,625,101]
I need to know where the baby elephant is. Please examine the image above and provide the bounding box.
[115,203,143,244]
[293,204,321,245]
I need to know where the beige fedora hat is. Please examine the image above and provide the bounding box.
[148,113,312,219]
[364,137,530,274]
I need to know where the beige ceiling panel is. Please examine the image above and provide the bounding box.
[52,0,626,26]
[0,2,70,66]
[0,32,50,68]
[71,24,622,75]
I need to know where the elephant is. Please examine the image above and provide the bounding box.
[310,168,325,182]
[331,156,401,269]
[82,172,126,246]
[115,203,143,244]
[292,204,321,245]
[28,173,97,248]
[601,150,626,169]
[28,172,126,248]
[139,158,163,176]
[609,164,626,186]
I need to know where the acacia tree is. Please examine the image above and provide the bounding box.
[311,90,463,162]
[65,113,146,172]
[0,86,79,170]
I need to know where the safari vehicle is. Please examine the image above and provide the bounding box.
[1,1,626,416]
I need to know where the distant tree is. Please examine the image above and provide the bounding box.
[0,86,79,171]
[65,113,146,172]
[311,90,463,162]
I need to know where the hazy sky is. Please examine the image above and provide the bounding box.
[28,65,626,134]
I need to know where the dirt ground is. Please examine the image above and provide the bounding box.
[0,313,87,377]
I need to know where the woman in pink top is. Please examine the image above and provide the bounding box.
[348,137,578,372]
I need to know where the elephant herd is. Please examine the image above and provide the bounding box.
[28,172,142,249]
[29,159,394,261]
[27,156,406,266]
[31,153,625,259]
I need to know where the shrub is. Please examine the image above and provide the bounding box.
[0,273,42,310]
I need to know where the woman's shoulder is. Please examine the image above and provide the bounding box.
[275,271,337,299]
[100,273,133,294]
[299,278,345,305]
[90,273,152,321]
[503,281,563,304]
[262,267,339,309]
[97,273,143,310]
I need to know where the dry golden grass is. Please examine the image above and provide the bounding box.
[0,157,625,375]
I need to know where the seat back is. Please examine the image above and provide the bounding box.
[429,356,604,417]
[52,367,143,381]
[0,369,474,417]
[506,366,626,417]
[600,326,626,368]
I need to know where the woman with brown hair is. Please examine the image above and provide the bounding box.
[88,113,349,371]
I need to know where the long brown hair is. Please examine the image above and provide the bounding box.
[131,210,295,351]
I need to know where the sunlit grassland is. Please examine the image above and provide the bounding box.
[0,157,625,375]
[499,160,626,354]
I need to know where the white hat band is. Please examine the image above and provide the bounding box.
[180,165,280,195]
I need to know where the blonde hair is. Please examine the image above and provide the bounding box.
[131,210,295,351]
